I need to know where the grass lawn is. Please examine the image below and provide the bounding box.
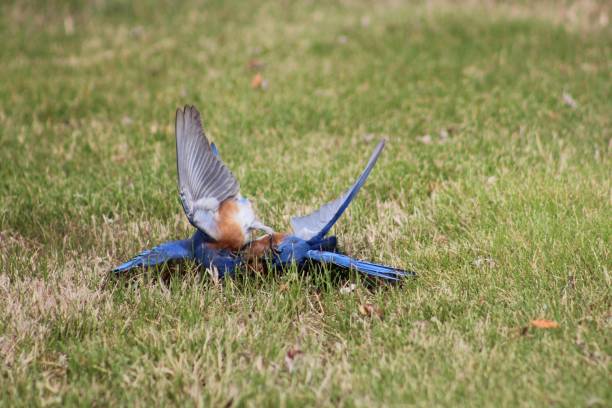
[0,0,610,406]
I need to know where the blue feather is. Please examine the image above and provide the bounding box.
[305,250,415,281]
[112,239,194,274]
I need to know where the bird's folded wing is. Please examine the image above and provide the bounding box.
[290,140,385,242]
[176,106,240,239]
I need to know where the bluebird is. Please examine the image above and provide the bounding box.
[112,105,272,277]
[243,139,415,281]
[112,106,414,281]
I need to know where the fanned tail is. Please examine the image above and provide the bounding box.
[112,239,194,274]
[305,250,415,281]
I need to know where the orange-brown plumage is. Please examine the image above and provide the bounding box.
[210,200,246,251]
[243,232,287,259]
[241,232,288,274]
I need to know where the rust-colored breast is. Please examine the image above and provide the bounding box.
[210,199,246,251]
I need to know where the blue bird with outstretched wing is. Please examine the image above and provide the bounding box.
[112,105,271,277]
[112,106,414,281]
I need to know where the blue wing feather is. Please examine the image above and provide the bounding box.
[112,239,194,274]
[305,249,415,281]
[290,140,386,243]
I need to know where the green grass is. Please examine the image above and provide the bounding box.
[1,0,610,406]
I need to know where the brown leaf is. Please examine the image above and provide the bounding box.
[530,319,560,329]
[250,73,268,90]
[358,303,383,318]
[251,73,262,88]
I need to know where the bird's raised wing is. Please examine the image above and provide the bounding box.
[176,106,240,238]
[290,140,385,243]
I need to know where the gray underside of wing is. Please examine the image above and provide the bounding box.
[176,106,240,236]
[290,193,348,240]
[290,140,385,241]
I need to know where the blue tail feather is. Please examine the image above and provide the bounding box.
[112,239,194,274]
[305,250,415,281]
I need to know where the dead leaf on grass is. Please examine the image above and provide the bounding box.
[251,73,268,90]
[530,319,560,329]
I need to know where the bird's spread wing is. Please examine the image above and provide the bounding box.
[176,106,240,238]
[112,239,193,274]
[290,140,385,242]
